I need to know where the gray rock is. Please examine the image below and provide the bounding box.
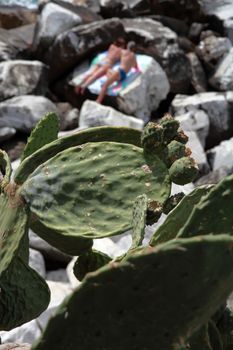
[175,110,209,148]
[79,100,144,128]
[0,127,16,143]
[0,344,31,350]
[186,52,207,93]
[0,40,17,62]
[209,47,233,91]
[195,166,232,186]
[171,92,233,147]
[100,0,149,17]
[0,60,48,102]
[39,0,101,13]
[29,230,71,263]
[32,3,84,57]
[46,18,125,81]
[29,248,46,279]
[122,18,191,93]
[56,102,79,130]
[0,95,58,132]
[46,269,69,284]
[207,137,233,171]
[185,130,210,176]
[66,257,81,288]
[0,6,37,29]
[196,33,232,68]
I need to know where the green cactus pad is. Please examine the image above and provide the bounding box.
[141,122,164,150]
[73,249,111,281]
[32,235,233,350]
[169,157,199,185]
[21,112,59,162]
[131,194,148,249]
[167,140,187,166]
[30,219,93,255]
[0,193,50,330]
[20,142,171,244]
[187,324,213,350]
[14,126,141,184]
[0,150,12,191]
[208,320,223,350]
[150,186,212,245]
[160,114,180,144]
[162,192,185,215]
[178,174,233,238]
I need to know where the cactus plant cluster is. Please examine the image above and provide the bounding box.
[1,111,233,349]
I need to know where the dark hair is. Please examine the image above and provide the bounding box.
[127,41,136,50]
[115,37,126,47]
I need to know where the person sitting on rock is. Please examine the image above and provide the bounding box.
[96,41,139,104]
[74,37,126,95]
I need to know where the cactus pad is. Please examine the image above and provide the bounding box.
[131,194,148,249]
[169,157,199,185]
[178,174,233,238]
[15,126,141,184]
[20,142,170,245]
[150,186,212,245]
[73,249,111,281]
[0,150,11,191]
[21,112,59,162]
[32,235,233,350]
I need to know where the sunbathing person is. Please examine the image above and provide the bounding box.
[96,41,139,104]
[74,37,126,95]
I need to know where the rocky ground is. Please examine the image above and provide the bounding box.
[1,0,233,348]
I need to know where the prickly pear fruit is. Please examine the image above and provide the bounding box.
[32,235,233,350]
[160,113,180,144]
[162,192,185,215]
[21,112,59,162]
[73,249,111,281]
[169,157,199,185]
[15,126,141,184]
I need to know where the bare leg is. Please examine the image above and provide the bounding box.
[74,65,100,94]
[81,65,110,94]
[96,71,120,104]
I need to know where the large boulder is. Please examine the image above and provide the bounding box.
[0,127,16,143]
[32,2,99,58]
[209,47,233,91]
[207,137,233,172]
[186,52,207,93]
[0,60,48,102]
[46,18,125,81]
[79,100,144,128]
[122,18,191,93]
[0,6,37,29]
[39,0,101,13]
[171,92,233,148]
[0,95,58,132]
[99,0,149,17]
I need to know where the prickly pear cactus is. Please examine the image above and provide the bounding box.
[178,174,233,238]
[131,194,148,249]
[0,192,50,330]
[21,112,59,162]
[19,142,171,253]
[32,235,233,350]
[150,186,212,245]
[0,150,12,191]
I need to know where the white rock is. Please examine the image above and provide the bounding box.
[0,127,16,142]
[207,137,233,171]
[185,130,210,174]
[0,60,48,102]
[0,95,58,132]
[0,344,31,350]
[46,269,69,284]
[79,100,144,129]
[116,56,170,120]
[196,34,232,63]
[171,92,232,145]
[175,110,210,147]
[93,234,132,258]
[66,257,81,288]
[33,3,82,54]
[209,47,233,91]
[29,248,46,279]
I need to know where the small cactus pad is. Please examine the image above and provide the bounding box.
[73,249,111,281]
[20,142,170,245]
[32,235,233,350]
[169,157,199,185]
[141,122,164,150]
[178,174,233,238]
[150,186,212,245]
[167,140,187,166]
[131,194,148,249]
[14,126,141,184]
[0,150,11,191]
[0,193,50,330]
[21,112,59,162]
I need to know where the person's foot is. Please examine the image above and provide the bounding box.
[80,86,86,95]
